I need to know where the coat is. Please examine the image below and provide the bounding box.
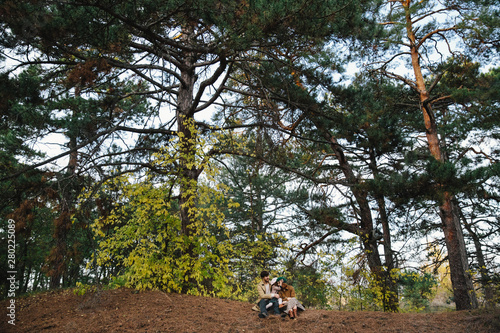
[278,283,296,299]
[279,283,305,312]
[255,281,273,305]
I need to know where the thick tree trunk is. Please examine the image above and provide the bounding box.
[176,25,201,293]
[377,196,399,312]
[178,115,198,238]
[404,2,477,310]
[438,197,477,309]
[177,25,198,238]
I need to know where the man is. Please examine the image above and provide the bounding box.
[255,271,284,318]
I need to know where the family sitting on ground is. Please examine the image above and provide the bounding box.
[253,270,305,319]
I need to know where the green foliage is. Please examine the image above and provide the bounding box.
[88,122,240,297]
[73,282,99,296]
[398,270,438,312]
[1,0,498,313]
[89,174,234,297]
[228,231,287,301]
[0,65,48,164]
[324,240,404,312]
[284,258,331,308]
[334,259,382,311]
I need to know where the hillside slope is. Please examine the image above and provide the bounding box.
[1,288,499,332]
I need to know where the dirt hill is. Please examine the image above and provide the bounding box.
[1,288,499,332]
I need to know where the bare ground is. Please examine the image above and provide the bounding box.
[1,288,499,332]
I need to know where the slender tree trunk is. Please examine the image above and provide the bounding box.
[250,130,265,233]
[32,269,43,292]
[369,149,399,311]
[328,134,381,273]
[22,265,31,294]
[403,2,477,310]
[18,236,28,294]
[460,208,495,308]
[311,113,399,311]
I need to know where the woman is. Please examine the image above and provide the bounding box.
[276,277,305,319]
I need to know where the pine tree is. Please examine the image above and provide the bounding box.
[1,0,367,292]
[216,43,408,310]
[362,0,499,310]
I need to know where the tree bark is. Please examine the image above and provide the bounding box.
[175,24,203,294]
[48,87,80,289]
[403,2,477,310]
[177,24,199,238]
[369,149,399,312]
[460,208,496,308]
[310,112,398,312]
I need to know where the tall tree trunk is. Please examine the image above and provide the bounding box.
[18,231,28,294]
[177,24,199,239]
[176,24,201,293]
[49,171,75,289]
[250,130,265,233]
[311,113,398,311]
[369,149,399,311]
[438,198,477,309]
[48,87,79,289]
[403,2,477,310]
[460,208,495,308]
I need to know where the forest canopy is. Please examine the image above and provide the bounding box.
[1,0,499,312]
